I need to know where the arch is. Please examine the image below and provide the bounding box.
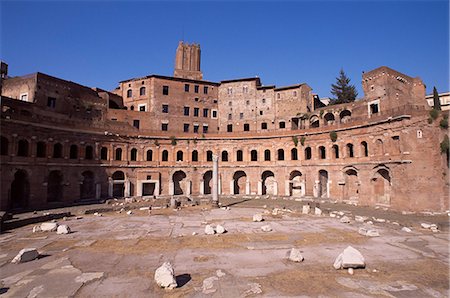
[261,170,275,195]
[318,170,328,198]
[100,147,108,160]
[146,149,153,161]
[305,147,312,160]
[140,86,146,96]
[236,150,243,161]
[346,143,354,158]
[375,139,384,156]
[319,146,326,159]
[109,100,120,109]
[47,170,63,202]
[221,150,228,162]
[324,112,335,125]
[332,144,339,159]
[289,170,303,196]
[277,149,285,161]
[173,170,187,195]
[1,136,8,155]
[344,168,359,202]
[130,105,134,111]
[112,171,125,197]
[361,141,368,157]
[36,141,46,158]
[80,171,95,200]
[85,145,93,160]
[70,144,78,159]
[176,150,184,161]
[203,170,212,194]
[17,139,29,157]
[340,109,352,123]
[264,149,271,161]
[206,150,213,162]
[10,169,29,209]
[115,148,122,160]
[251,150,258,161]
[233,171,247,194]
[372,167,391,205]
[310,115,320,128]
[53,143,63,158]
[130,148,138,161]
[291,148,298,160]
[191,150,198,162]
[162,150,169,161]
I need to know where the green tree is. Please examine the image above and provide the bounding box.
[433,86,441,111]
[330,69,358,104]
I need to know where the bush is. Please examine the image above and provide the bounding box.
[170,136,177,146]
[440,118,449,129]
[292,136,298,147]
[330,131,338,142]
[300,136,306,146]
[440,135,449,154]
[429,109,439,121]
[154,140,159,146]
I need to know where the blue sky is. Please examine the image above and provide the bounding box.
[1,1,449,98]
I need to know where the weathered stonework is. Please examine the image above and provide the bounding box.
[1,43,448,212]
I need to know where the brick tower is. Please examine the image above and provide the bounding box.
[174,41,203,80]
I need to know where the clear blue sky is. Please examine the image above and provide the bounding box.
[1,1,449,98]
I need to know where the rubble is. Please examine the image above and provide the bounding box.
[216,225,226,234]
[56,225,71,235]
[333,246,365,270]
[11,248,39,263]
[40,222,58,232]
[154,262,177,289]
[253,214,263,222]
[302,205,310,214]
[288,248,304,262]
[358,227,380,237]
[401,227,412,233]
[204,225,215,235]
[314,207,322,216]
[261,225,272,232]
[340,216,351,223]
[201,276,218,294]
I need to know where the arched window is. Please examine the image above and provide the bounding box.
[251,150,258,161]
[70,145,78,159]
[222,151,228,162]
[85,145,93,160]
[277,149,284,161]
[115,148,122,160]
[130,105,134,111]
[332,144,339,159]
[130,148,137,161]
[305,147,312,160]
[264,149,271,161]
[192,150,198,162]
[176,150,183,161]
[361,141,368,157]
[347,143,354,158]
[324,113,335,125]
[1,136,8,155]
[17,139,29,157]
[140,87,146,96]
[291,148,298,160]
[53,143,63,158]
[319,146,326,159]
[127,89,132,98]
[146,149,153,161]
[310,116,320,128]
[206,150,213,162]
[236,150,243,161]
[340,110,352,123]
[100,147,108,160]
[36,141,46,158]
[162,150,169,161]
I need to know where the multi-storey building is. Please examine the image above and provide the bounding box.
[1,42,448,212]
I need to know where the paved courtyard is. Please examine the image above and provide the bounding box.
[0,199,449,297]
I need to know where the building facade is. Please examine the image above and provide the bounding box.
[1,42,448,212]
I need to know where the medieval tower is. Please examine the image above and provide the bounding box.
[173,41,202,80]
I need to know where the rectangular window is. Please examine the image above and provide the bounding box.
[194,85,199,93]
[243,86,248,93]
[193,124,199,133]
[203,108,209,117]
[261,122,268,129]
[184,106,190,116]
[212,110,218,118]
[161,123,168,131]
[162,104,169,113]
[138,104,146,112]
[279,121,286,129]
[194,107,199,117]
[244,123,250,131]
[20,93,28,102]
[227,124,233,132]
[227,87,232,95]
[239,113,244,119]
[370,103,379,114]
[184,84,190,92]
[183,123,189,132]
[228,113,232,120]
[133,120,140,129]
[203,125,208,133]
[259,111,263,116]
[204,86,208,94]
[47,97,56,108]
[163,86,169,95]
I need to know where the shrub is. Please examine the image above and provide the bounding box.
[170,136,177,146]
[154,140,159,146]
[330,131,338,142]
[300,136,306,146]
[292,136,298,147]
[440,118,448,129]
[440,135,449,154]
[429,109,439,121]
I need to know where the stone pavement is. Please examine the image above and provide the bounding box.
[0,204,448,297]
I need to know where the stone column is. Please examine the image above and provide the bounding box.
[95,183,101,199]
[245,180,250,195]
[212,154,219,207]
[229,180,234,195]
[108,177,113,197]
[124,178,130,197]
[285,181,290,197]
